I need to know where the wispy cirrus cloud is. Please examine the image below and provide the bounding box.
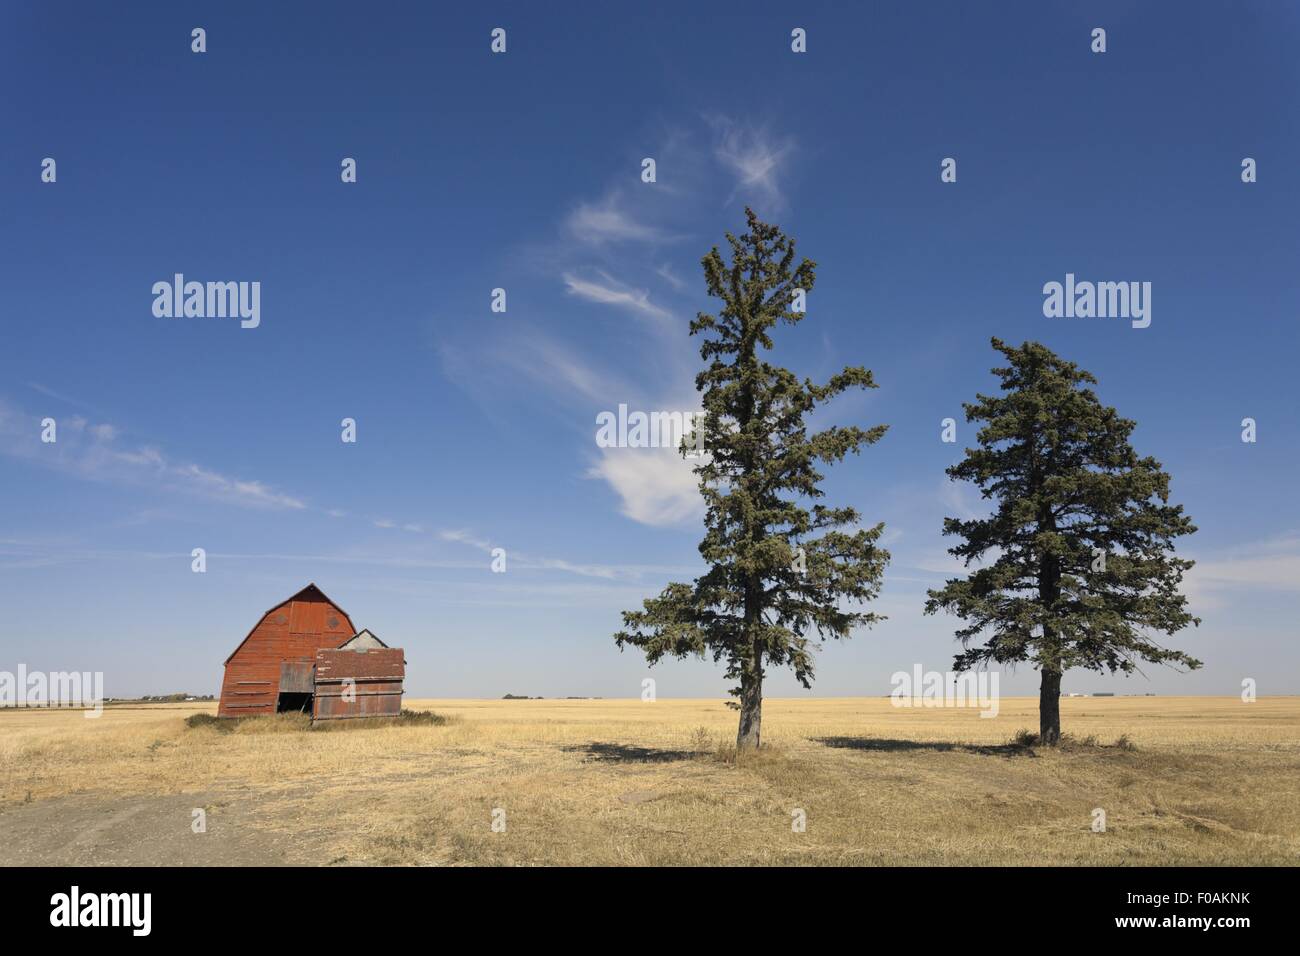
[439,526,692,580]
[440,308,703,527]
[440,528,492,550]
[440,331,702,527]
[0,397,306,511]
[563,270,673,324]
[497,332,637,408]
[439,114,800,530]
[1183,533,1300,612]
[656,262,688,291]
[0,538,178,570]
[709,116,794,212]
[161,461,305,510]
[564,192,674,245]
[27,381,94,410]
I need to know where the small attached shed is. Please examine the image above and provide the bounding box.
[313,646,406,720]
[218,584,405,720]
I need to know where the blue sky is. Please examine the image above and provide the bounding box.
[2,1,1297,699]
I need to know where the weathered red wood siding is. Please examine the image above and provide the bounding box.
[312,648,405,720]
[217,585,355,717]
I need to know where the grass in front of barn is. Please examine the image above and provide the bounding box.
[1,697,1298,865]
[182,709,449,733]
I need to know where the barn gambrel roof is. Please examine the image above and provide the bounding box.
[221,583,356,665]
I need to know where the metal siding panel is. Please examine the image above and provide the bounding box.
[313,691,402,720]
[311,647,404,720]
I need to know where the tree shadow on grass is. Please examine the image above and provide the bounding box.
[564,742,698,764]
[814,737,1035,758]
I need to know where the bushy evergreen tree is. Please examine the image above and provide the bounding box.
[926,338,1200,743]
[616,209,889,750]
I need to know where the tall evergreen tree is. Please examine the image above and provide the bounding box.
[926,338,1200,743]
[615,209,889,751]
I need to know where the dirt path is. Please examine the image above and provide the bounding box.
[0,788,336,866]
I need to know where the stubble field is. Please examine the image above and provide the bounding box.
[0,696,1297,866]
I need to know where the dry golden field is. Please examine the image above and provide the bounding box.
[1,696,1297,866]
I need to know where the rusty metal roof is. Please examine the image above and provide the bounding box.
[315,647,405,682]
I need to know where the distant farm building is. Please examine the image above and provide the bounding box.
[218,584,405,721]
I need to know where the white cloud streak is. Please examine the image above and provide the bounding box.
[564,193,672,245]
[0,398,305,511]
[563,270,673,324]
[710,117,794,212]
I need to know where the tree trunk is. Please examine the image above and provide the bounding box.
[736,655,763,751]
[1036,491,1063,746]
[1039,668,1062,745]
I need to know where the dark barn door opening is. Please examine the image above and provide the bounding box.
[276,692,313,714]
[277,661,316,715]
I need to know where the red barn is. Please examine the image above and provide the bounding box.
[217,583,404,719]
